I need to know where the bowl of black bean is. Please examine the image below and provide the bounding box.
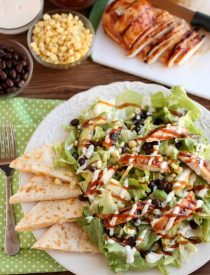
[0,39,33,98]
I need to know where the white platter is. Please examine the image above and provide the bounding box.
[91,0,210,100]
[20,81,210,275]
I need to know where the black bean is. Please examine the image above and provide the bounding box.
[4,68,9,76]
[137,209,142,215]
[17,80,25,88]
[165,184,172,194]
[189,220,198,229]
[20,60,27,67]
[0,49,5,57]
[142,142,157,155]
[154,118,164,125]
[5,53,13,60]
[72,152,78,160]
[121,143,128,154]
[2,82,7,89]
[148,180,156,191]
[13,53,19,60]
[14,75,21,84]
[135,119,145,126]
[6,47,14,53]
[91,140,102,147]
[12,60,17,67]
[152,199,163,208]
[155,179,166,190]
[78,194,89,202]
[6,60,12,69]
[175,141,182,149]
[78,158,86,166]
[0,70,7,80]
[70,118,79,126]
[0,61,6,70]
[16,63,23,73]
[6,79,14,87]
[127,236,136,247]
[110,132,119,141]
[21,55,27,61]
[134,124,142,133]
[9,69,16,79]
[88,165,97,172]
[140,250,150,258]
[140,111,149,119]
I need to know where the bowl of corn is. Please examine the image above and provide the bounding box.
[27,10,94,69]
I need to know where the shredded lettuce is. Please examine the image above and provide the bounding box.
[159,141,179,159]
[89,190,117,214]
[127,178,150,200]
[56,87,210,275]
[201,220,210,242]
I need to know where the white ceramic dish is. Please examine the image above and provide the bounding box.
[91,0,210,100]
[0,0,44,34]
[20,81,210,275]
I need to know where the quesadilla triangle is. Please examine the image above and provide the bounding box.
[15,199,88,231]
[32,222,98,253]
[10,144,78,183]
[10,176,82,204]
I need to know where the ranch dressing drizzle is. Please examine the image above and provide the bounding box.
[0,0,43,29]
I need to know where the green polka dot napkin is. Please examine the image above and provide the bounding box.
[0,98,66,274]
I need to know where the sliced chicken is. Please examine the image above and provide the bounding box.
[179,151,210,184]
[173,168,192,191]
[120,154,170,172]
[127,9,174,57]
[174,34,205,65]
[103,0,153,47]
[102,0,205,67]
[122,8,155,48]
[115,0,154,33]
[128,21,175,57]
[151,192,198,233]
[145,23,189,64]
[102,200,154,228]
[143,125,188,142]
[166,28,200,67]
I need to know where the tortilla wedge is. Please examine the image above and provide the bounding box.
[10,144,78,183]
[10,176,82,204]
[15,199,88,231]
[32,222,98,253]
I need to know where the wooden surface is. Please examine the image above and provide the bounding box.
[0,1,210,275]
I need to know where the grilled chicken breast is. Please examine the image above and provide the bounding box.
[151,192,198,233]
[103,0,153,47]
[146,23,189,64]
[174,34,205,66]
[166,28,204,67]
[129,21,175,57]
[120,154,170,172]
[122,2,155,48]
[179,151,210,184]
[102,200,154,228]
[103,0,205,67]
[144,125,188,142]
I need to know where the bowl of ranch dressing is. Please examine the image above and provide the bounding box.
[0,0,44,34]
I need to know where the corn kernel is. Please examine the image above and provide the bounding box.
[31,12,93,64]
[129,140,137,148]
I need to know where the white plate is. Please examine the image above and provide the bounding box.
[20,81,210,275]
[91,0,210,100]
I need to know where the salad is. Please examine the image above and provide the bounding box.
[55,87,210,274]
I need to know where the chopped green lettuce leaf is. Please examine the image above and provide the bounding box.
[82,218,105,253]
[127,178,150,200]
